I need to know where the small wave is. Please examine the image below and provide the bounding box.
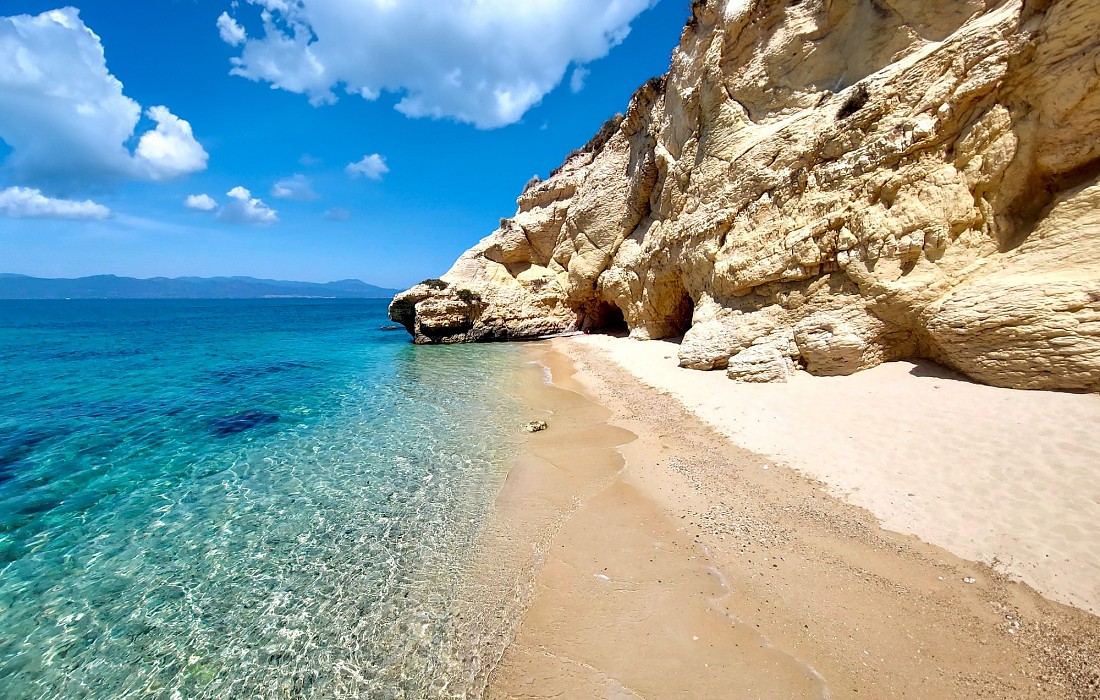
[525,359,553,385]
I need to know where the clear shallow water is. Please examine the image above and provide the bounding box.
[0,299,525,698]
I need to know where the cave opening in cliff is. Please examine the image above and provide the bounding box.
[648,273,695,339]
[587,301,628,335]
[666,289,695,338]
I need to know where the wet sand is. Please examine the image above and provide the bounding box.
[478,340,1100,699]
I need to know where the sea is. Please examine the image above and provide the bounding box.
[0,299,527,699]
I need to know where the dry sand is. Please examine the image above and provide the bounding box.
[571,335,1100,616]
[479,340,1100,699]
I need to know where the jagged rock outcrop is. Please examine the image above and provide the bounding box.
[390,0,1100,391]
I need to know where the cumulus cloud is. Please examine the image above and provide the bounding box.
[346,154,389,181]
[184,193,217,211]
[0,8,208,190]
[217,12,246,47]
[220,0,656,128]
[323,207,350,221]
[135,107,209,181]
[271,173,318,200]
[0,186,110,220]
[216,186,278,225]
[570,66,590,93]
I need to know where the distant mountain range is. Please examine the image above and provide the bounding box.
[0,274,401,299]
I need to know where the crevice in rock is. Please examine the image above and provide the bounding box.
[1001,154,1100,252]
[420,319,474,344]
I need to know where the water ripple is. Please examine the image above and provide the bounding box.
[0,300,523,698]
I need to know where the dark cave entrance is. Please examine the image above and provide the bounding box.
[583,301,629,335]
[647,271,695,339]
[601,304,628,333]
[666,288,695,337]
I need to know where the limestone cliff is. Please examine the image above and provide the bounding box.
[390,0,1100,392]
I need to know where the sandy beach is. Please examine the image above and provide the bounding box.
[571,335,1100,616]
[480,338,1100,699]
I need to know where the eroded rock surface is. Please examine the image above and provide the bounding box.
[390,0,1100,391]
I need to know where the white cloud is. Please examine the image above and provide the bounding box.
[271,173,318,200]
[216,186,278,225]
[570,66,590,93]
[0,8,208,190]
[346,154,389,181]
[0,186,110,220]
[221,0,656,128]
[184,193,217,211]
[135,107,209,181]
[217,12,246,47]
[323,207,350,221]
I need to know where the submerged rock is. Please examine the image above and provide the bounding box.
[390,0,1100,392]
[210,410,280,436]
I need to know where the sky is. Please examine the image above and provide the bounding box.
[0,0,688,288]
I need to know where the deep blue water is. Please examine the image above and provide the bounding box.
[0,299,525,698]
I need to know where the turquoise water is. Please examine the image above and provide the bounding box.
[0,299,525,698]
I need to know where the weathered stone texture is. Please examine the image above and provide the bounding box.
[391,0,1100,391]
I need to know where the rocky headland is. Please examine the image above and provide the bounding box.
[390,0,1100,392]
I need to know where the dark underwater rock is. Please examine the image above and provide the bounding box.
[0,426,60,483]
[208,361,311,383]
[210,410,280,436]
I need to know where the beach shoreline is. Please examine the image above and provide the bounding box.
[566,334,1100,616]
[478,337,1100,699]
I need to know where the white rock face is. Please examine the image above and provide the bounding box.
[726,346,793,383]
[391,0,1100,391]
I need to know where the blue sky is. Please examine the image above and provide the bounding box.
[0,0,687,288]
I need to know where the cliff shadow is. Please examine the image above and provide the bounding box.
[906,359,973,384]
